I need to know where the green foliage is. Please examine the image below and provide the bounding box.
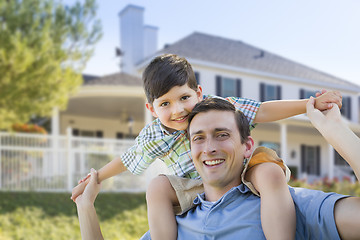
[0,192,148,240]
[289,178,360,196]
[0,0,102,129]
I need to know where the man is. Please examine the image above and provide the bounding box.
[76,97,360,239]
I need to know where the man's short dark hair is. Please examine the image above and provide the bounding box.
[188,98,250,143]
[143,54,198,103]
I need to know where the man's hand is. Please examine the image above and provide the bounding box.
[71,172,93,202]
[313,90,342,111]
[71,181,87,202]
[75,168,101,207]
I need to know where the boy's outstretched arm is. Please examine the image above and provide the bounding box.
[71,157,127,201]
[254,90,342,123]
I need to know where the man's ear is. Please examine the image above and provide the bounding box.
[145,103,158,118]
[196,85,203,101]
[243,136,255,159]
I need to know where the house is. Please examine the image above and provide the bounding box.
[60,5,360,182]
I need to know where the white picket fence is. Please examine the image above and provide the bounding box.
[0,131,156,192]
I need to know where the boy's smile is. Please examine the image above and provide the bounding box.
[146,84,203,133]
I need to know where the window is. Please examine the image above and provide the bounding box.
[72,129,103,138]
[300,89,317,99]
[334,150,349,166]
[116,132,124,139]
[260,83,281,101]
[301,145,320,176]
[340,96,352,120]
[216,76,241,97]
[194,72,200,84]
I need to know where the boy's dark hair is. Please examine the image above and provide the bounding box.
[188,98,250,143]
[143,54,198,103]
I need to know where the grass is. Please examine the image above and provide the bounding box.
[0,180,359,239]
[0,192,148,240]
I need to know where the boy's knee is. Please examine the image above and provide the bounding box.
[146,175,174,202]
[252,163,287,189]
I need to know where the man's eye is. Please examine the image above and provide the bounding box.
[160,102,169,107]
[217,133,229,138]
[192,136,203,142]
[181,96,190,101]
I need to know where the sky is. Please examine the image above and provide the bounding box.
[77,0,360,87]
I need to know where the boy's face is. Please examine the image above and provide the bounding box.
[146,84,203,132]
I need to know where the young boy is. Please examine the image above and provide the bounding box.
[71,54,342,240]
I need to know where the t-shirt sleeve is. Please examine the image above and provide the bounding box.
[290,187,349,240]
[121,121,172,175]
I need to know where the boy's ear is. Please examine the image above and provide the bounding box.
[196,85,203,101]
[243,136,255,159]
[146,103,158,118]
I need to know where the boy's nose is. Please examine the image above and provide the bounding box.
[173,102,184,114]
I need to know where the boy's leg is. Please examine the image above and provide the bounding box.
[245,162,296,240]
[146,175,179,240]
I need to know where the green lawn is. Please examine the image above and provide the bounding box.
[0,192,148,240]
[0,180,359,240]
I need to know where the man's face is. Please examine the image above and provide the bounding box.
[189,110,253,189]
[146,84,203,132]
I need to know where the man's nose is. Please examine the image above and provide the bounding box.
[203,138,217,154]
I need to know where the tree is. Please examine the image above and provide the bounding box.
[0,0,102,130]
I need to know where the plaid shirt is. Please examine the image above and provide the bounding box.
[121,95,261,179]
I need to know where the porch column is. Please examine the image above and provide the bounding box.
[280,123,288,162]
[66,127,74,191]
[52,107,60,182]
[52,107,60,136]
[328,144,334,180]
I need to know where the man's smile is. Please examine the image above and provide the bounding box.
[203,159,225,167]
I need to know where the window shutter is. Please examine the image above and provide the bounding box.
[316,146,321,176]
[260,83,265,102]
[236,79,242,97]
[301,145,305,173]
[348,97,352,120]
[96,131,103,138]
[300,89,305,99]
[194,72,200,85]
[276,85,282,100]
[216,75,222,96]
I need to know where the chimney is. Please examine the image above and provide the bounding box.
[119,5,158,74]
[144,25,158,58]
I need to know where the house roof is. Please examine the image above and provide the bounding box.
[154,32,360,90]
[83,72,142,86]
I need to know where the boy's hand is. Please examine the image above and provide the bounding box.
[71,180,88,202]
[75,168,101,206]
[314,90,342,111]
[307,96,342,131]
[78,173,91,184]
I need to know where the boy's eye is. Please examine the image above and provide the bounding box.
[160,102,169,107]
[181,96,190,101]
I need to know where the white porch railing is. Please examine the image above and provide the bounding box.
[0,131,150,192]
